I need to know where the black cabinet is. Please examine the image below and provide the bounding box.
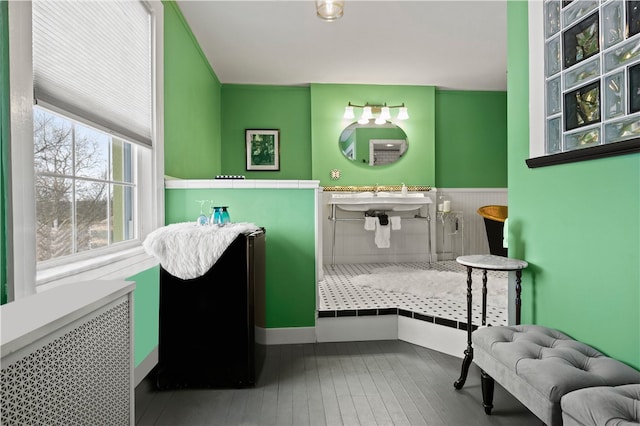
[156,229,266,389]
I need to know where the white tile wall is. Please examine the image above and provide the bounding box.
[441,188,508,256]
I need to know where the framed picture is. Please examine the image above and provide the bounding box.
[246,129,280,171]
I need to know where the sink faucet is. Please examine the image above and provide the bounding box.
[374,184,379,196]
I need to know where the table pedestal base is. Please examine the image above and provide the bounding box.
[453,347,473,389]
[452,254,528,391]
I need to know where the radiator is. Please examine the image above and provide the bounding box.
[1,280,135,425]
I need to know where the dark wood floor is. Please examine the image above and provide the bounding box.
[136,340,540,426]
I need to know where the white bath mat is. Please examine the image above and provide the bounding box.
[351,266,507,308]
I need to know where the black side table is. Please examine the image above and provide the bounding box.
[453,254,528,390]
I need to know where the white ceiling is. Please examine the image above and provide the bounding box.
[176,1,508,91]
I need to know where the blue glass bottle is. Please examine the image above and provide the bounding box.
[221,206,230,224]
[211,207,223,226]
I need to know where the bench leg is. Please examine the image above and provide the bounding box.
[480,370,494,415]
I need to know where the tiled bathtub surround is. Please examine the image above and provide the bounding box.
[319,261,508,329]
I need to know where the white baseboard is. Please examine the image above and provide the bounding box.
[316,316,398,342]
[257,326,316,345]
[134,346,158,387]
[315,315,466,358]
[397,317,465,359]
[135,320,462,384]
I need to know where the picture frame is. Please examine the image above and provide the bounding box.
[246,129,280,171]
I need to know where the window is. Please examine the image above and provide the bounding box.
[34,108,137,263]
[528,0,640,168]
[6,1,164,299]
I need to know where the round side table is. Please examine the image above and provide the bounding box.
[453,254,528,390]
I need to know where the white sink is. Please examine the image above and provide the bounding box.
[329,192,432,212]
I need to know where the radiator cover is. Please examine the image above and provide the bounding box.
[1,291,133,425]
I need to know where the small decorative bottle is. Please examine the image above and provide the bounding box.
[212,206,223,226]
[437,191,445,212]
[221,207,231,224]
[196,200,209,226]
[197,213,209,226]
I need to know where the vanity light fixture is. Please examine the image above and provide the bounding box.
[344,102,409,124]
[316,0,344,21]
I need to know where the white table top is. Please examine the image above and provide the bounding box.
[456,254,528,271]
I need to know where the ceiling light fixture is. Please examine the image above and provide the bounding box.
[344,102,409,124]
[316,0,344,22]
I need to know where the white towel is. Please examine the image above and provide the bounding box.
[390,216,402,230]
[143,222,260,279]
[374,218,390,248]
[364,216,376,231]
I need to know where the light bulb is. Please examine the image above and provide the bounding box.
[357,116,370,125]
[379,106,391,121]
[397,107,409,120]
[316,0,344,21]
[375,116,386,125]
[343,106,355,120]
[361,106,373,120]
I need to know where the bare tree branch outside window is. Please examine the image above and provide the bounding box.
[34,108,135,262]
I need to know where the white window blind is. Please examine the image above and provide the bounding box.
[32,0,152,147]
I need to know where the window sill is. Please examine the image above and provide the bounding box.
[526,138,640,168]
[36,245,158,293]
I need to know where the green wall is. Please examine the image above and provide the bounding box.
[130,266,160,367]
[508,1,639,369]
[165,188,317,328]
[1,0,8,304]
[221,85,312,180]
[164,1,221,179]
[435,90,508,188]
[217,85,507,188]
[310,84,436,187]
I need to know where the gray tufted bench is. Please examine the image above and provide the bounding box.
[561,384,640,425]
[472,325,640,426]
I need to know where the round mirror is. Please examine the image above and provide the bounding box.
[339,120,408,166]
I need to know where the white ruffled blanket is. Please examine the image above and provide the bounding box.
[143,222,260,280]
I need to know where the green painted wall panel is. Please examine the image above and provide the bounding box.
[129,266,160,367]
[310,84,436,187]
[508,1,639,369]
[221,85,312,180]
[435,90,507,188]
[165,189,316,328]
[164,1,221,179]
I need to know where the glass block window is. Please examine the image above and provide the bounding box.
[544,0,640,153]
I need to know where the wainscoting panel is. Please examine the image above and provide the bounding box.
[441,188,508,257]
